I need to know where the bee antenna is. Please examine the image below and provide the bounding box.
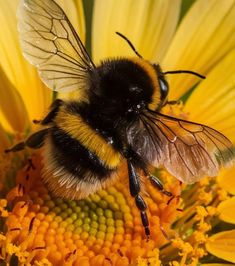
[115,32,143,59]
[163,70,206,79]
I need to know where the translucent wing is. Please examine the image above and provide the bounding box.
[128,111,235,184]
[17,0,95,92]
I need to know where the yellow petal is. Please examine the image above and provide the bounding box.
[0,66,29,133]
[163,0,235,100]
[0,0,52,123]
[217,197,235,224]
[184,48,235,142]
[217,167,235,195]
[217,166,235,195]
[92,0,181,63]
[206,230,235,263]
[201,263,234,266]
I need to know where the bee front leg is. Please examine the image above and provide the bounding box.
[127,160,150,240]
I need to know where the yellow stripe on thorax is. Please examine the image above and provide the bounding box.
[56,107,121,168]
[129,57,161,110]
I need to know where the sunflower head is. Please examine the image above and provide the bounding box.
[1,154,181,265]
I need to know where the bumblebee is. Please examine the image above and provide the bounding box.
[7,0,234,238]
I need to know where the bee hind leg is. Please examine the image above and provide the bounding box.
[127,160,150,240]
[5,129,48,153]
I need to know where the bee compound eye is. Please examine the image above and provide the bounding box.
[159,78,169,103]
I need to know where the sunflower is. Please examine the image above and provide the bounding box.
[0,0,235,265]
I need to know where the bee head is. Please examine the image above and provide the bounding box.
[91,58,154,116]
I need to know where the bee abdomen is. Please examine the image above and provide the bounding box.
[41,109,122,199]
[51,126,116,179]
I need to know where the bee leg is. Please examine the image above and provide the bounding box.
[5,129,48,153]
[40,99,64,125]
[149,175,172,197]
[127,160,150,240]
[33,119,42,124]
[4,142,26,153]
[5,99,62,153]
[165,99,181,106]
[166,100,179,105]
